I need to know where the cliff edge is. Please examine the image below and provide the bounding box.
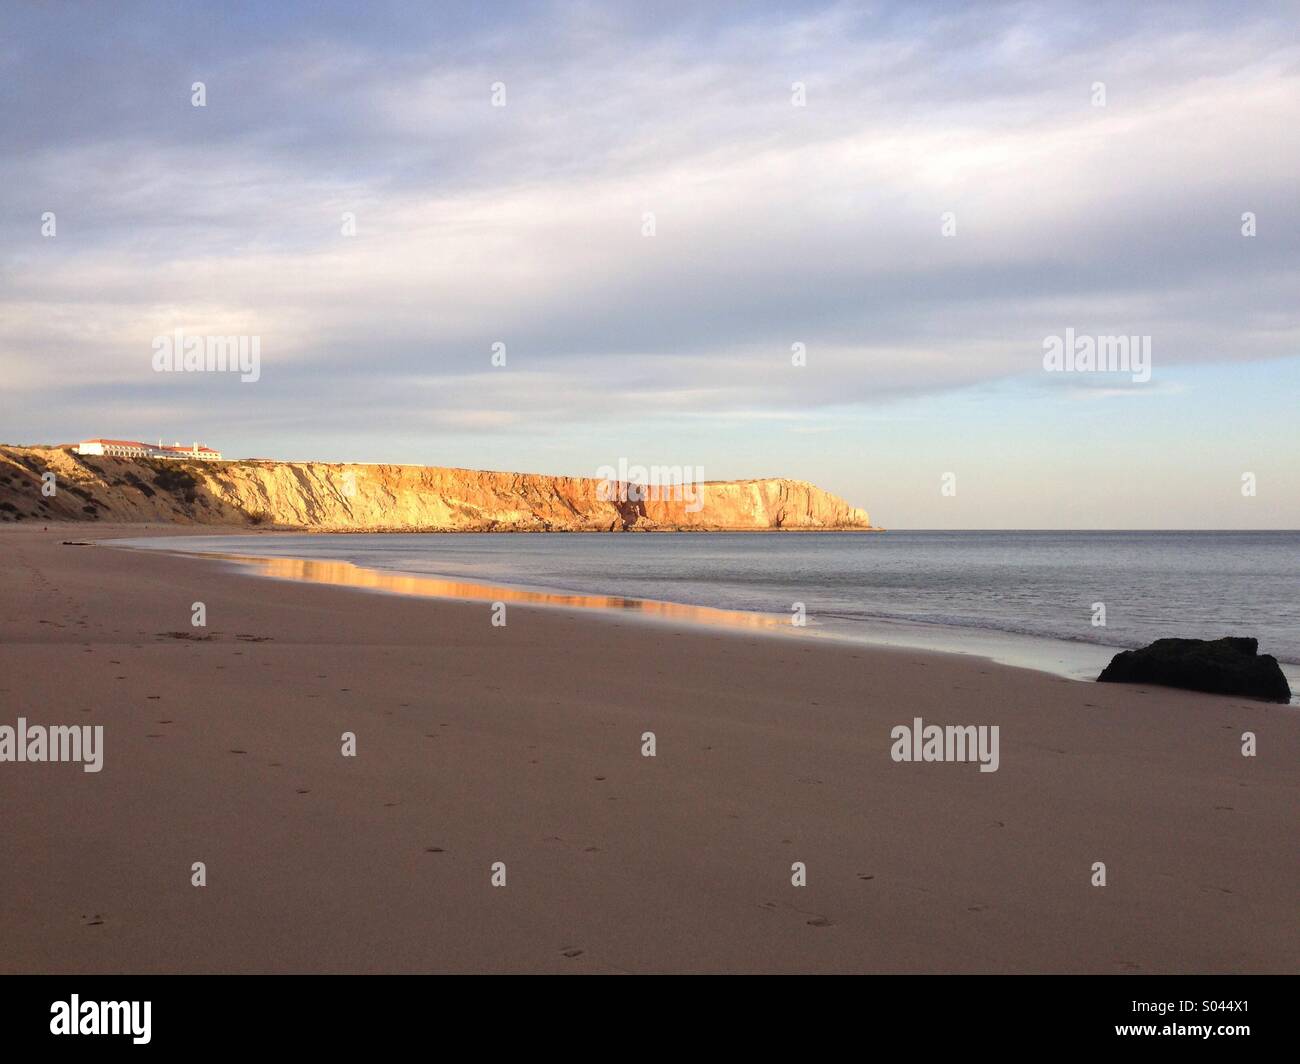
[0,446,876,532]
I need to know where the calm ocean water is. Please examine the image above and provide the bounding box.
[113,531,1300,686]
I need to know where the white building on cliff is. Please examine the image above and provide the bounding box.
[75,438,223,461]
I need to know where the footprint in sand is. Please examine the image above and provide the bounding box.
[424,847,445,853]
[561,948,584,958]
[806,916,833,927]
[295,788,310,794]
[229,749,247,755]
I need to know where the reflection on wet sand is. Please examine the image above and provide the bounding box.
[218,552,791,634]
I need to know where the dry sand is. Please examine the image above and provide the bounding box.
[1,522,1296,973]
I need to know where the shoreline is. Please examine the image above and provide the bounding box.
[100,530,1300,693]
[106,534,1116,682]
[3,522,1297,973]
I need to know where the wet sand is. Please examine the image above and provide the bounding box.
[1,522,1296,973]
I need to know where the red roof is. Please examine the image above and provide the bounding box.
[83,439,151,448]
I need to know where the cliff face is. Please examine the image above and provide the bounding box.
[0,446,875,532]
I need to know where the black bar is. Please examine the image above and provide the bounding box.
[0,974,1286,1052]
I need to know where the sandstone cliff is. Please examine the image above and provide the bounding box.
[0,446,875,532]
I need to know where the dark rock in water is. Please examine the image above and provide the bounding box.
[1098,637,1291,703]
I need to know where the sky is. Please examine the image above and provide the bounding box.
[1,0,1297,528]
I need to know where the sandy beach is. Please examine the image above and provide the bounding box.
[1,522,1296,974]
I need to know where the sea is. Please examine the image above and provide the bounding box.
[110,530,1300,691]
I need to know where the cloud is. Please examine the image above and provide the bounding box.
[1,1,1297,449]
